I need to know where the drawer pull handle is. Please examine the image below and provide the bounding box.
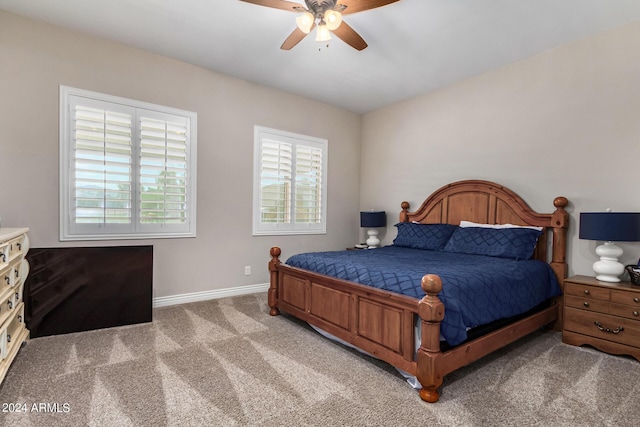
[634,311,639,317]
[16,242,21,250]
[4,276,9,284]
[18,315,22,323]
[594,321,624,334]
[0,253,4,262]
[7,334,10,343]
[584,289,590,295]
[583,302,590,307]
[635,297,640,303]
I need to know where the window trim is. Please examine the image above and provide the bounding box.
[59,86,197,241]
[252,126,328,236]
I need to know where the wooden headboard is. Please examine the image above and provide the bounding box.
[399,180,569,281]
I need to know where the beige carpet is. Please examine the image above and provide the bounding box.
[1,292,639,426]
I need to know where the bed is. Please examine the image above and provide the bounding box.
[267,180,569,403]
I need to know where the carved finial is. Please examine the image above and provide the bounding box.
[553,197,568,209]
[551,196,569,229]
[270,247,281,258]
[421,274,443,295]
[400,201,411,223]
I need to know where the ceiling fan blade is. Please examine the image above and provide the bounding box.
[238,0,303,12]
[280,24,315,50]
[332,21,367,50]
[338,0,400,15]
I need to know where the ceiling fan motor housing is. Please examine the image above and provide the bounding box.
[305,0,345,18]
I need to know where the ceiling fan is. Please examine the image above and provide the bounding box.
[238,0,400,51]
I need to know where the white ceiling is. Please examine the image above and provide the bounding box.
[3,0,640,114]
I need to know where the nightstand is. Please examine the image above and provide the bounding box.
[562,275,640,362]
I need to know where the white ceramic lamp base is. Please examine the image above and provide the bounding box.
[366,229,380,248]
[593,241,625,283]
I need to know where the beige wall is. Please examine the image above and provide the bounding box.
[0,11,361,298]
[361,20,640,277]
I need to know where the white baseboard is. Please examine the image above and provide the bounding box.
[153,283,270,308]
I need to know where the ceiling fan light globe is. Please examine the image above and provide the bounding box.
[315,24,332,42]
[295,12,314,34]
[324,10,342,31]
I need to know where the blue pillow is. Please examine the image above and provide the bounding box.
[443,227,541,260]
[393,223,457,250]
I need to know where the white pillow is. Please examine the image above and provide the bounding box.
[459,220,543,232]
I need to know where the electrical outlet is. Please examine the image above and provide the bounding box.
[244,265,251,276]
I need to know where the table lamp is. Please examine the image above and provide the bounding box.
[579,211,640,282]
[360,211,386,248]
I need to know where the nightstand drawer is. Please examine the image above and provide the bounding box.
[565,283,610,301]
[611,291,640,306]
[565,295,609,313]
[564,307,640,348]
[610,303,640,321]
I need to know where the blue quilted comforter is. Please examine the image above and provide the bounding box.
[286,246,561,345]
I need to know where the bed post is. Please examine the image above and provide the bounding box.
[415,274,445,403]
[268,247,281,316]
[550,197,569,282]
[400,201,410,223]
[550,197,569,330]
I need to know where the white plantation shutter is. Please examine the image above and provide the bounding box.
[68,98,135,235]
[74,105,133,224]
[138,112,190,232]
[294,145,323,224]
[253,126,327,235]
[259,139,292,224]
[60,87,197,240]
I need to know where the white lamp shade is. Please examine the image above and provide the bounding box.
[296,12,314,34]
[315,24,332,42]
[324,10,342,31]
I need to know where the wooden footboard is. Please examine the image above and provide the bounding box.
[269,247,421,374]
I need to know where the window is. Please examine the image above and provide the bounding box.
[60,86,197,240]
[253,126,328,235]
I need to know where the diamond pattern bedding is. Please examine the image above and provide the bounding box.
[286,246,561,345]
[443,226,541,259]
